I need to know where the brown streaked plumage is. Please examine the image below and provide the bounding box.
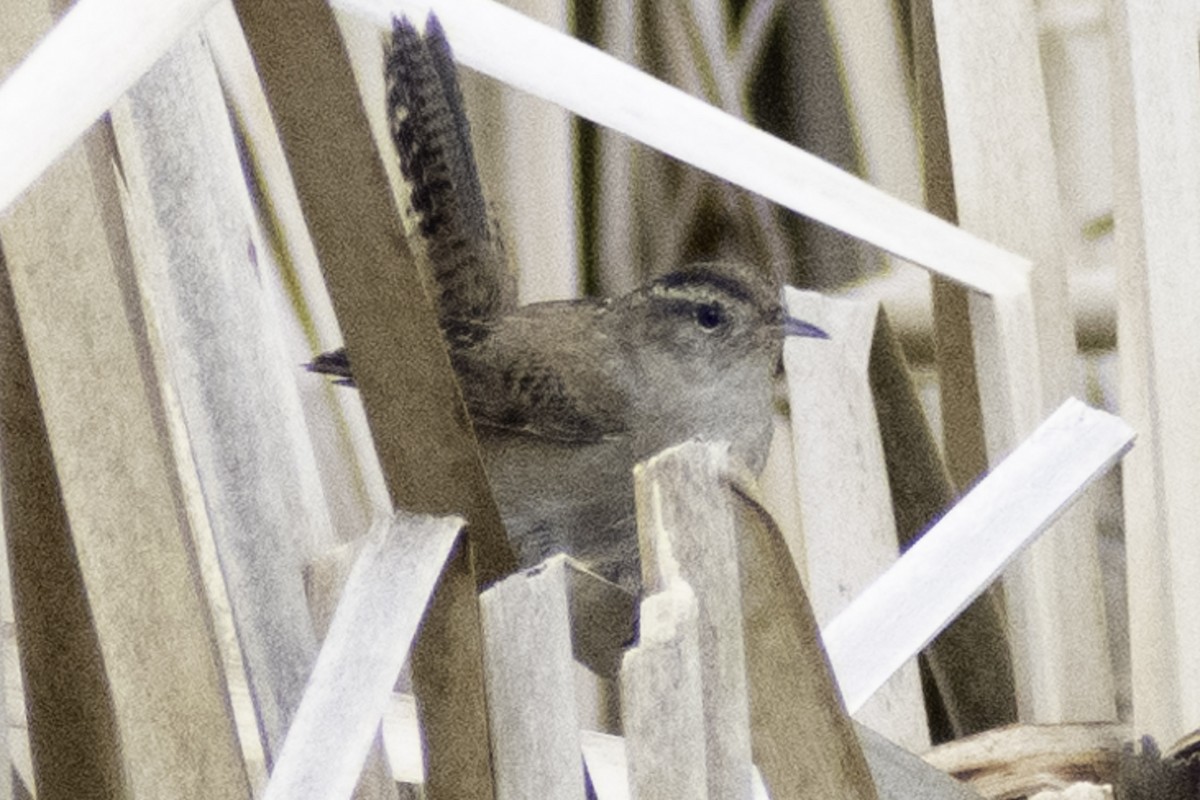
[309,261,825,591]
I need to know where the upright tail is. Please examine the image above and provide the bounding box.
[387,16,514,325]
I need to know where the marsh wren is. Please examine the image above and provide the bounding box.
[309,262,825,592]
[308,16,826,592]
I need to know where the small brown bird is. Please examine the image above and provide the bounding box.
[309,16,826,592]
[309,262,825,592]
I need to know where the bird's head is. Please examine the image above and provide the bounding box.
[619,261,826,471]
[629,262,827,370]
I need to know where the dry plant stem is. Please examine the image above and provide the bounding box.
[733,475,880,800]
[929,0,1115,724]
[929,285,987,491]
[409,547,495,800]
[3,0,1029,299]
[909,0,990,496]
[230,2,514,800]
[925,722,1127,798]
[261,514,462,800]
[634,443,754,800]
[0,8,248,798]
[0,0,219,212]
[334,9,414,234]
[822,398,1134,715]
[578,733,631,800]
[823,0,922,208]
[783,289,929,752]
[0,566,10,798]
[441,0,577,306]
[593,0,638,296]
[632,440,877,800]
[911,0,1017,737]
[1108,0,1200,746]
[578,730,771,800]
[479,557,587,800]
[621,582,709,800]
[870,306,1017,738]
[732,0,781,78]
[823,0,924,291]
[855,725,983,799]
[203,2,393,541]
[667,0,791,269]
[0,219,119,798]
[867,309,956,546]
[111,29,335,766]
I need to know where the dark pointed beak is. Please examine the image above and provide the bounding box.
[784,316,829,340]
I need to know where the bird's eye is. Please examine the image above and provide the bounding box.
[695,303,724,330]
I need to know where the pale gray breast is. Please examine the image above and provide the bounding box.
[477,428,642,592]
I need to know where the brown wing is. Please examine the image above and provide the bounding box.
[309,303,631,444]
[448,303,631,443]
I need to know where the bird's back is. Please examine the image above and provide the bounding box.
[448,299,645,589]
[448,299,633,443]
